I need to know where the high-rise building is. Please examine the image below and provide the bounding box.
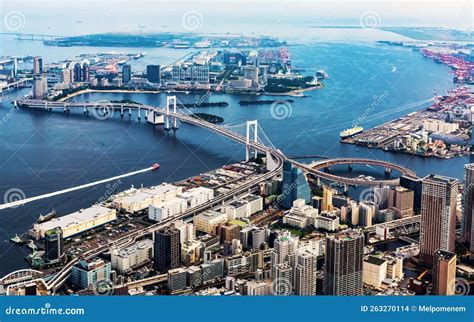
[389,186,414,218]
[281,161,311,208]
[419,175,458,266]
[82,63,90,82]
[294,248,317,295]
[122,64,132,83]
[461,164,474,257]
[13,58,18,79]
[44,227,64,263]
[73,63,82,82]
[146,65,161,83]
[359,201,376,227]
[372,185,390,210]
[400,175,423,213]
[321,186,334,212]
[432,250,456,295]
[70,257,111,290]
[324,230,364,295]
[219,223,241,243]
[272,263,293,295]
[154,225,181,271]
[33,75,47,99]
[33,56,43,74]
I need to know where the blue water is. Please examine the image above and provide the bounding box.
[0,31,472,275]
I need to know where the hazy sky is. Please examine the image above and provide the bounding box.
[1,0,472,35]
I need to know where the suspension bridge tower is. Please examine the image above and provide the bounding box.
[246,120,258,161]
[165,96,178,131]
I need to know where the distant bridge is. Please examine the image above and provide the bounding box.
[0,32,64,41]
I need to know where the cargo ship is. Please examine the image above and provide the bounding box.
[340,126,363,139]
[37,209,56,223]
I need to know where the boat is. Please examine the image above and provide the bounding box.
[151,163,160,170]
[37,209,56,223]
[340,126,364,139]
[10,234,26,245]
[27,240,37,250]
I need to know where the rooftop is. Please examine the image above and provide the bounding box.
[35,205,114,232]
[364,256,387,266]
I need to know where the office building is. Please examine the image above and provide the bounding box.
[146,64,161,83]
[70,257,111,290]
[321,186,334,212]
[148,197,188,222]
[461,164,474,256]
[419,175,458,266]
[359,201,376,227]
[244,279,273,295]
[281,161,311,208]
[111,239,153,274]
[174,220,195,244]
[294,248,317,295]
[400,175,423,213]
[362,256,387,288]
[82,63,90,82]
[33,74,47,99]
[154,225,180,272]
[33,56,43,74]
[186,266,202,288]
[324,230,364,295]
[224,194,263,220]
[272,263,293,295]
[44,227,64,263]
[432,250,456,295]
[194,210,228,234]
[219,223,241,243]
[389,186,414,218]
[122,64,131,83]
[167,268,187,292]
[73,63,82,82]
[201,258,224,283]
